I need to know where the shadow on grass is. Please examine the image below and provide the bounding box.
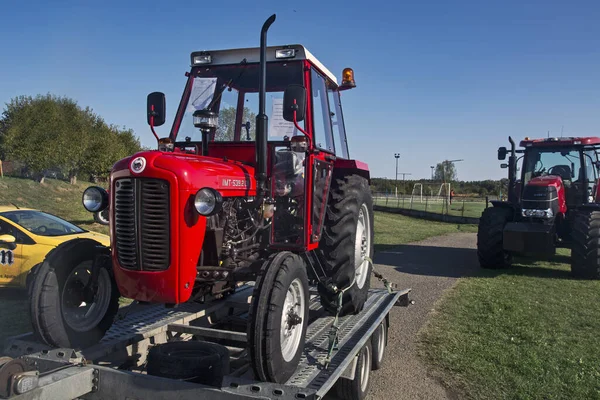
[375,244,576,280]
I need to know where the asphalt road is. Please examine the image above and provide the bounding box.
[363,232,478,400]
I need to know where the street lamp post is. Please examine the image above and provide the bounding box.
[394,153,400,198]
[430,166,434,180]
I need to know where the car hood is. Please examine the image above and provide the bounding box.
[33,231,110,248]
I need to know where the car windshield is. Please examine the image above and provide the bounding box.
[172,61,305,143]
[523,147,582,185]
[1,210,85,236]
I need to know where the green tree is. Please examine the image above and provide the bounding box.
[216,107,256,141]
[434,161,458,182]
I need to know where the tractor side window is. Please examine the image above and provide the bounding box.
[311,70,335,153]
[327,89,349,159]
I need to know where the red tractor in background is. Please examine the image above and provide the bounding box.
[478,135,600,278]
[28,15,374,384]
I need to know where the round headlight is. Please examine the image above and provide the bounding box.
[194,188,222,216]
[82,186,108,212]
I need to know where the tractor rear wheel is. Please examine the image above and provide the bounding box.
[571,210,600,279]
[248,252,309,383]
[477,207,513,269]
[29,239,120,349]
[317,175,374,316]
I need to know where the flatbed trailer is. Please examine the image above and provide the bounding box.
[1,285,411,400]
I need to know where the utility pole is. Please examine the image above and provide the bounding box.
[430,166,434,180]
[394,153,400,198]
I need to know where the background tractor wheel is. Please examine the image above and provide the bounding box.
[29,239,120,349]
[146,341,230,387]
[477,207,513,269]
[571,210,600,279]
[248,252,309,383]
[317,175,374,316]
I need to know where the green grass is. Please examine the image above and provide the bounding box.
[374,211,477,251]
[374,196,487,219]
[419,248,600,400]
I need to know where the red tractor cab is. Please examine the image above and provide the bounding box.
[478,135,600,278]
[30,15,374,385]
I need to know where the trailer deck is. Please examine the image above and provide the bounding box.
[1,285,410,400]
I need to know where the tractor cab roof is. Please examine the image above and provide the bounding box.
[190,44,338,85]
[520,137,600,148]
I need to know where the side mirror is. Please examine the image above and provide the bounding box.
[147,92,166,126]
[501,163,508,169]
[498,147,507,160]
[0,234,16,250]
[283,85,306,122]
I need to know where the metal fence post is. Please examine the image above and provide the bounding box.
[386,195,389,206]
[485,196,489,208]
[462,201,465,217]
[425,196,427,212]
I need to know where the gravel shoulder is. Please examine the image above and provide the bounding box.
[366,232,478,400]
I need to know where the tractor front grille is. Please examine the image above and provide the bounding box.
[114,178,170,271]
[522,185,559,215]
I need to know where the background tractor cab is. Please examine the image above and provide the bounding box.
[478,136,600,279]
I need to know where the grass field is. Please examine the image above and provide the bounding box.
[0,177,474,344]
[419,249,600,400]
[374,195,487,219]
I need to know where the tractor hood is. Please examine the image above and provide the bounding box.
[522,175,567,215]
[112,151,257,196]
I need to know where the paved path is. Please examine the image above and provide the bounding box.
[361,232,478,400]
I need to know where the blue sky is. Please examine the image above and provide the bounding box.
[1,0,599,181]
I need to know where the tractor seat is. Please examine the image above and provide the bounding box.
[549,165,572,181]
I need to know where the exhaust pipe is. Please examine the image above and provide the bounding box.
[507,136,517,204]
[255,14,276,197]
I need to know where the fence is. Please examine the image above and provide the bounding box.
[372,191,499,219]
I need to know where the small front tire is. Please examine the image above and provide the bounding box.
[336,341,373,400]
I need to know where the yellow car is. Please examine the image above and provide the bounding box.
[0,206,109,289]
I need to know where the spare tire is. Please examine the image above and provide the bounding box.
[146,341,230,387]
[317,175,374,316]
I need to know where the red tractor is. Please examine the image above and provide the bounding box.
[28,15,374,384]
[478,135,600,278]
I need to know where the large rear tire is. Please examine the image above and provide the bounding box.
[248,252,309,383]
[317,175,374,316]
[477,207,513,269]
[571,210,600,279]
[29,239,120,349]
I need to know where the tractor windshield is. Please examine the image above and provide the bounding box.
[171,61,304,143]
[523,147,582,185]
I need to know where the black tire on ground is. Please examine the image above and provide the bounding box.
[336,341,373,400]
[94,209,109,225]
[247,252,309,384]
[371,316,388,370]
[146,341,230,387]
[317,174,374,316]
[29,238,120,349]
[477,207,513,269]
[571,210,600,279]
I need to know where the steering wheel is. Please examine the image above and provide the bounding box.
[33,225,48,234]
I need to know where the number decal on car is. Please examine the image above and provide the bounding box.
[220,177,248,189]
[0,250,14,266]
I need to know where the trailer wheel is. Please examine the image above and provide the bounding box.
[571,210,600,279]
[477,207,513,269]
[146,341,230,387]
[336,341,372,400]
[93,209,109,225]
[29,239,120,349]
[248,252,309,384]
[371,317,388,370]
[318,175,374,316]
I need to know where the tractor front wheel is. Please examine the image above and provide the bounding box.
[318,175,374,316]
[571,210,600,279]
[29,239,120,349]
[247,252,309,383]
[477,207,513,269]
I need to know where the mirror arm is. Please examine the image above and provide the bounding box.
[149,105,160,142]
[292,100,312,148]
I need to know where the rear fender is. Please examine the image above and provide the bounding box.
[333,159,370,184]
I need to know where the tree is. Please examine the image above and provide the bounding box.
[434,161,458,182]
[0,94,143,184]
[216,107,256,141]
